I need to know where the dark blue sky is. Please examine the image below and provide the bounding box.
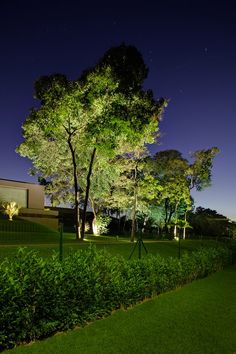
[1,0,235,219]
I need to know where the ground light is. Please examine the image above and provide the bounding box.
[174,234,182,259]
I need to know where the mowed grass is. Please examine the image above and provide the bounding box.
[7,264,236,354]
[0,230,220,260]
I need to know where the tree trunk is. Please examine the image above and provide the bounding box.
[183,211,187,240]
[173,224,177,239]
[117,210,121,233]
[81,148,96,239]
[123,215,127,233]
[164,200,174,237]
[75,197,81,240]
[67,135,81,240]
[131,166,138,242]
[131,194,137,242]
[90,199,98,235]
[164,199,169,235]
[173,202,179,240]
[142,216,148,234]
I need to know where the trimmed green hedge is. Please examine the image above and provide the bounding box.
[0,246,232,351]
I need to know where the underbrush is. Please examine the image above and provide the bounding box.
[0,245,232,351]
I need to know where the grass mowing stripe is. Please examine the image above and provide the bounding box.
[0,238,221,260]
[7,265,236,354]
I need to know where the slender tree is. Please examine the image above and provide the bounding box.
[151,148,219,238]
[151,150,189,236]
[108,150,162,241]
[188,147,220,191]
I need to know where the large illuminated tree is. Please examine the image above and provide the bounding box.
[79,44,167,238]
[17,44,167,240]
[18,67,128,240]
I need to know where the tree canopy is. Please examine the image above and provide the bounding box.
[17,44,219,242]
[17,44,167,240]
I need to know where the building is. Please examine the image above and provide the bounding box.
[0,178,58,230]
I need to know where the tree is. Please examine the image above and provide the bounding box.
[18,67,126,239]
[151,150,190,237]
[81,152,121,235]
[108,150,162,241]
[17,74,88,239]
[151,148,219,239]
[189,207,235,239]
[79,44,167,239]
[81,43,148,94]
[161,176,191,239]
[17,45,167,240]
[188,147,220,190]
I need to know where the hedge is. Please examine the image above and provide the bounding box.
[0,245,232,351]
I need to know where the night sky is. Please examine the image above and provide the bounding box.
[1,0,235,219]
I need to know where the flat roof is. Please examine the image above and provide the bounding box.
[0,178,37,185]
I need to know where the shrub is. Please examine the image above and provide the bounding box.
[2,201,20,221]
[92,214,111,235]
[0,245,232,351]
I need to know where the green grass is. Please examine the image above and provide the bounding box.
[1,228,234,353]
[0,217,58,235]
[0,230,221,260]
[7,264,236,354]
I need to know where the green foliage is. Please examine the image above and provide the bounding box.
[96,43,149,93]
[147,147,219,238]
[189,207,235,239]
[188,147,220,191]
[92,214,111,235]
[148,150,192,237]
[0,218,58,236]
[7,265,236,354]
[17,45,167,240]
[2,201,21,221]
[0,245,232,351]
[109,151,162,217]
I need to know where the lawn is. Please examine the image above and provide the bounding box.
[0,230,221,260]
[6,264,236,354]
[1,229,234,353]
